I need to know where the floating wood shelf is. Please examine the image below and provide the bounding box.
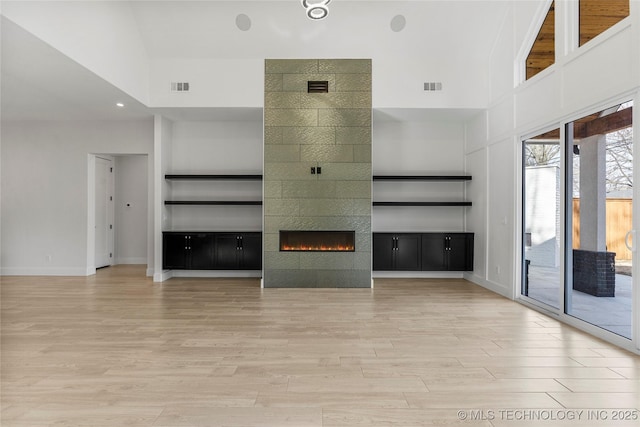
[373,201,472,207]
[373,175,472,181]
[164,201,262,206]
[165,174,263,180]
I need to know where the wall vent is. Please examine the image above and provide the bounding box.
[308,80,329,93]
[170,82,190,92]
[424,82,443,91]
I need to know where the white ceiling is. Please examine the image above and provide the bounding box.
[1,16,153,121]
[129,0,507,60]
[1,1,511,122]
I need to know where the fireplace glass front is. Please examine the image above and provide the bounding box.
[280,230,355,252]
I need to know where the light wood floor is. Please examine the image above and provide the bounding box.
[2,265,639,426]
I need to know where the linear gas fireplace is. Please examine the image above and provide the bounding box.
[280,230,355,252]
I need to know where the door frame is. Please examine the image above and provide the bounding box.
[517,92,639,353]
[86,154,115,274]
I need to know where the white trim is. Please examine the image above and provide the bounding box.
[563,20,633,70]
[560,0,579,56]
[633,90,639,350]
[169,270,262,279]
[464,274,511,299]
[514,0,554,87]
[1,267,90,276]
[115,257,147,265]
[516,94,638,351]
[86,155,96,273]
[372,271,463,279]
[154,269,173,282]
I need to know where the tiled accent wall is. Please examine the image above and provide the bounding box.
[263,59,372,288]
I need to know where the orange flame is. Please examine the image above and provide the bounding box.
[281,244,355,252]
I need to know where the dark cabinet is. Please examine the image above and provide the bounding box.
[373,232,474,272]
[421,233,474,271]
[163,232,261,270]
[446,233,473,271]
[163,233,215,269]
[373,233,421,271]
[214,233,262,270]
[240,233,262,270]
[163,233,189,269]
[420,233,447,271]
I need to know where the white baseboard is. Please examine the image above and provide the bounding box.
[463,273,513,299]
[372,271,464,279]
[169,271,263,279]
[116,257,147,265]
[0,267,89,276]
[153,270,173,282]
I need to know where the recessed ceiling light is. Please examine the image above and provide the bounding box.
[116,103,124,107]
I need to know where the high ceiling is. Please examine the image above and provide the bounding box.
[1,0,514,122]
[127,0,507,60]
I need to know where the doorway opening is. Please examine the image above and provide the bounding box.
[87,154,149,275]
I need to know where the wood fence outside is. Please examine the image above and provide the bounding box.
[572,198,632,260]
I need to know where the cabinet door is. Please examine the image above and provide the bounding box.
[239,233,262,270]
[163,233,189,269]
[189,233,215,270]
[395,234,421,271]
[421,233,447,271]
[447,233,473,271]
[214,234,240,269]
[373,234,395,270]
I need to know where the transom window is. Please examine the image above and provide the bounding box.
[579,0,630,46]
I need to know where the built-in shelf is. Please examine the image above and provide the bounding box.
[165,201,262,206]
[164,173,263,207]
[372,174,472,207]
[165,174,263,180]
[373,175,472,181]
[373,201,472,207]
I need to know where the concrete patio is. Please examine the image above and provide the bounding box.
[525,264,633,338]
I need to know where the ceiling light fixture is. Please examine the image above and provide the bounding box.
[302,0,331,20]
[116,103,124,107]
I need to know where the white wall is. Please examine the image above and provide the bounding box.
[114,155,148,264]
[465,0,640,302]
[1,120,154,275]
[150,59,264,108]
[153,115,173,280]
[165,120,263,233]
[149,55,492,110]
[372,118,467,232]
[2,0,150,104]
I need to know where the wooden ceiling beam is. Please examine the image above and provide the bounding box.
[573,107,632,139]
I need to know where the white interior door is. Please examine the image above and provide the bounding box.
[95,156,114,268]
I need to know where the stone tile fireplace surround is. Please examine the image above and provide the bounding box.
[263,59,372,288]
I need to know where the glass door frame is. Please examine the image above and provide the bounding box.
[519,125,566,314]
[518,92,639,353]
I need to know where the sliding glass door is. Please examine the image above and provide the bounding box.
[522,129,562,309]
[566,101,634,339]
[522,101,634,342]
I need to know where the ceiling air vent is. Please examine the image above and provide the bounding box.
[424,82,443,91]
[308,81,329,93]
[170,82,190,92]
